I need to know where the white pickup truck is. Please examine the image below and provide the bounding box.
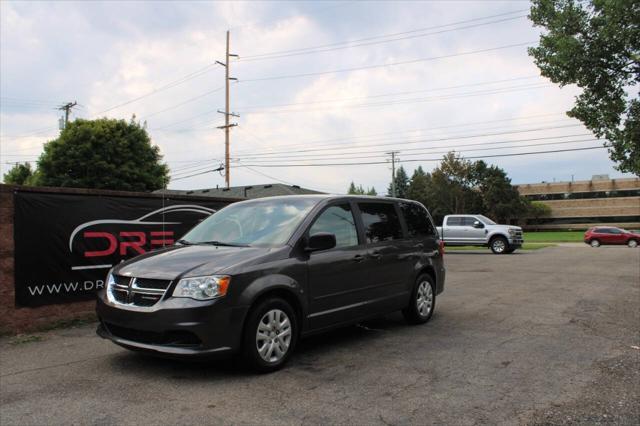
[436,214,524,254]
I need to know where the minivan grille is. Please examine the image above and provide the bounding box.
[109,275,172,308]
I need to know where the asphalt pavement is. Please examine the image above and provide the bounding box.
[1,245,638,425]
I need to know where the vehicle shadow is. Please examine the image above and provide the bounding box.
[107,313,410,379]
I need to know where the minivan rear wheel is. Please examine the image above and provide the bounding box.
[241,297,297,373]
[402,274,436,324]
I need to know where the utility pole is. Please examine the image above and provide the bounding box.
[387,151,399,197]
[57,101,77,129]
[216,30,239,188]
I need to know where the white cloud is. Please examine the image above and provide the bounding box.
[1,1,633,191]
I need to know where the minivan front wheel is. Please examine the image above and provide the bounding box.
[403,274,436,324]
[242,297,297,373]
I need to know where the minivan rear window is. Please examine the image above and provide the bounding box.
[400,203,435,237]
[358,203,403,243]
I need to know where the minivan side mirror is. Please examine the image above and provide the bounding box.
[306,232,337,252]
[473,221,484,229]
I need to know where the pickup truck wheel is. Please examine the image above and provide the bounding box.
[241,297,298,373]
[490,236,509,254]
[402,274,436,324]
[505,247,516,254]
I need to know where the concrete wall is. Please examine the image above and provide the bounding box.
[516,178,640,230]
[0,184,239,334]
[517,177,640,195]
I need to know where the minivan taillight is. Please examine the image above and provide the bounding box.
[439,240,445,257]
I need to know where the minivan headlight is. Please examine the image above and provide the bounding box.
[172,275,230,300]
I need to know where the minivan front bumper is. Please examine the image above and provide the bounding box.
[96,292,248,358]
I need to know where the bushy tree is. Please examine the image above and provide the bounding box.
[3,162,34,185]
[387,166,409,197]
[528,0,640,175]
[347,181,377,195]
[35,117,169,191]
[406,152,528,223]
[527,201,553,231]
[472,160,528,222]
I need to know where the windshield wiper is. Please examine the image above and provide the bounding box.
[198,241,250,247]
[176,239,192,245]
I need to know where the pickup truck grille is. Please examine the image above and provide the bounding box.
[110,275,172,308]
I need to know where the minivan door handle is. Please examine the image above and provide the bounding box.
[370,250,382,259]
[352,254,365,262]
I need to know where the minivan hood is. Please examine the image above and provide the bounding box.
[113,245,273,280]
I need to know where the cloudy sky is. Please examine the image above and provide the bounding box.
[1,0,634,194]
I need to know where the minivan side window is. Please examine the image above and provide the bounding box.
[309,204,358,248]
[400,203,435,237]
[358,203,403,243]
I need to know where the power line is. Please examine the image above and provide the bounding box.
[236,75,540,110]
[238,146,607,168]
[2,64,220,140]
[240,41,536,82]
[241,9,526,59]
[236,83,551,115]
[171,169,220,181]
[143,86,225,119]
[232,112,569,155]
[235,136,597,163]
[231,124,585,157]
[163,133,594,171]
[92,63,219,116]
[239,164,297,186]
[239,12,528,61]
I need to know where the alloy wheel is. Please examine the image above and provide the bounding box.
[256,309,292,363]
[628,240,638,248]
[416,281,434,317]
[492,239,506,253]
[590,240,600,247]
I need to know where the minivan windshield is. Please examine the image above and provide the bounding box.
[476,215,496,225]
[180,198,318,247]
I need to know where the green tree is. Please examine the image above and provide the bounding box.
[405,153,529,224]
[528,0,640,175]
[3,162,34,185]
[472,160,527,223]
[527,200,553,231]
[35,117,169,191]
[347,181,367,195]
[387,166,409,197]
[366,187,378,196]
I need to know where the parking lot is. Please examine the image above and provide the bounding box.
[1,245,638,425]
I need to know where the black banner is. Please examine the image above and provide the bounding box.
[14,192,231,307]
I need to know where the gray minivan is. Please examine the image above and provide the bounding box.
[97,195,445,372]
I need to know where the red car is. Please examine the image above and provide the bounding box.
[584,227,640,248]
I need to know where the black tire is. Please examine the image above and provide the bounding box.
[590,239,601,248]
[402,274,436,325]
[241,297,298,373]
[505,247,516,254]
[628,239,638,248]
[490,236,509,254]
